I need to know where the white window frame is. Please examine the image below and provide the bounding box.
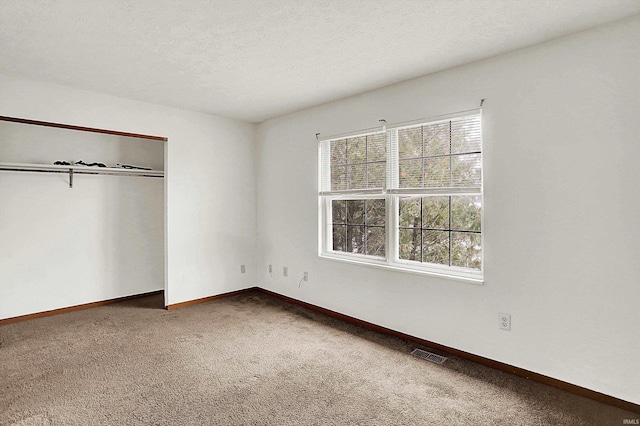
[318,110,483,284]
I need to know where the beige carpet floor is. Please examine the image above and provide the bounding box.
[0,291,636,425]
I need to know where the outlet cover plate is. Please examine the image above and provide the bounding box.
[499,313,511,331]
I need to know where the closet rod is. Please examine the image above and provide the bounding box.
[0,166,163,177]
[0,164,164,188]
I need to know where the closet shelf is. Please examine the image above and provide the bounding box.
[0,162,163,176]
[0,162,164,188]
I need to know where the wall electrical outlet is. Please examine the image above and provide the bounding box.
[240,264,246,274]
[499,313,511,331]
[283,266,288,277]
[303,272,308,281]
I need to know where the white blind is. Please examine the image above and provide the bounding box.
[320,131,386,194]
[394,113,481,191]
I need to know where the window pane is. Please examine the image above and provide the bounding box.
[451,196,481,232]
[329,133,388,192]
[399,158,423,188]
[331,139,347,164]
[332,225,346,251]
[399,228,421,261]
[451,153,481,187]
[451,115,481,154]
[367,133,386,162]
[423,122,450,156]
[365,199,385,226]
[367,162,385,188]
[399,198,421,228]
[451,232,481,270]
[332,200,346,224]
[422,196,449,230]
[346,200,365,224]
[331,165,347,191]
[366,226,385,257]
[346,225,365,253]
[347,136,366,164]
[422,230,449,265]
[347,164,366,189]
[423,157,451,187]
[398,127,422,159]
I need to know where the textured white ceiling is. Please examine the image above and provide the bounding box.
[1,0,640,123]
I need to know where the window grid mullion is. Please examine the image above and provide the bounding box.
[449,120,453,187]
[398,227,480,234]
[401,151,481,161]
[420,197,424,263]
[448,121,453,267]
[448,196,452,267]
[336,159,386,167]
[419,126,424,263]
[365,135,369,189]
[346,140,351,190]
[363,199,368,254]
[421,125,425,189]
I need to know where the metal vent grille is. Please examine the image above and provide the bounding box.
[411,348,447,364]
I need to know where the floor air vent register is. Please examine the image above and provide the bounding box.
[411,348,448,364]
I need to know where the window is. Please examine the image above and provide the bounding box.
[319,111,483,282]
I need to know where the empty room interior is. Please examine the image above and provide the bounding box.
[1,1,639,424]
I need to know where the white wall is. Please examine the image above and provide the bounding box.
[0,172,164,318]
[0,73,257,316]
[255,16,640,404]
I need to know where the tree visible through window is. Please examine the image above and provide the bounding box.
[319,111,483,281]
[399,196,481,269]
[330,134,386,191]
[332,199,385,256]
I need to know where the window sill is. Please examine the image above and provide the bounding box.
[319,252,484,285]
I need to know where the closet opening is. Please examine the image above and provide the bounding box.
[0,115,167,319]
